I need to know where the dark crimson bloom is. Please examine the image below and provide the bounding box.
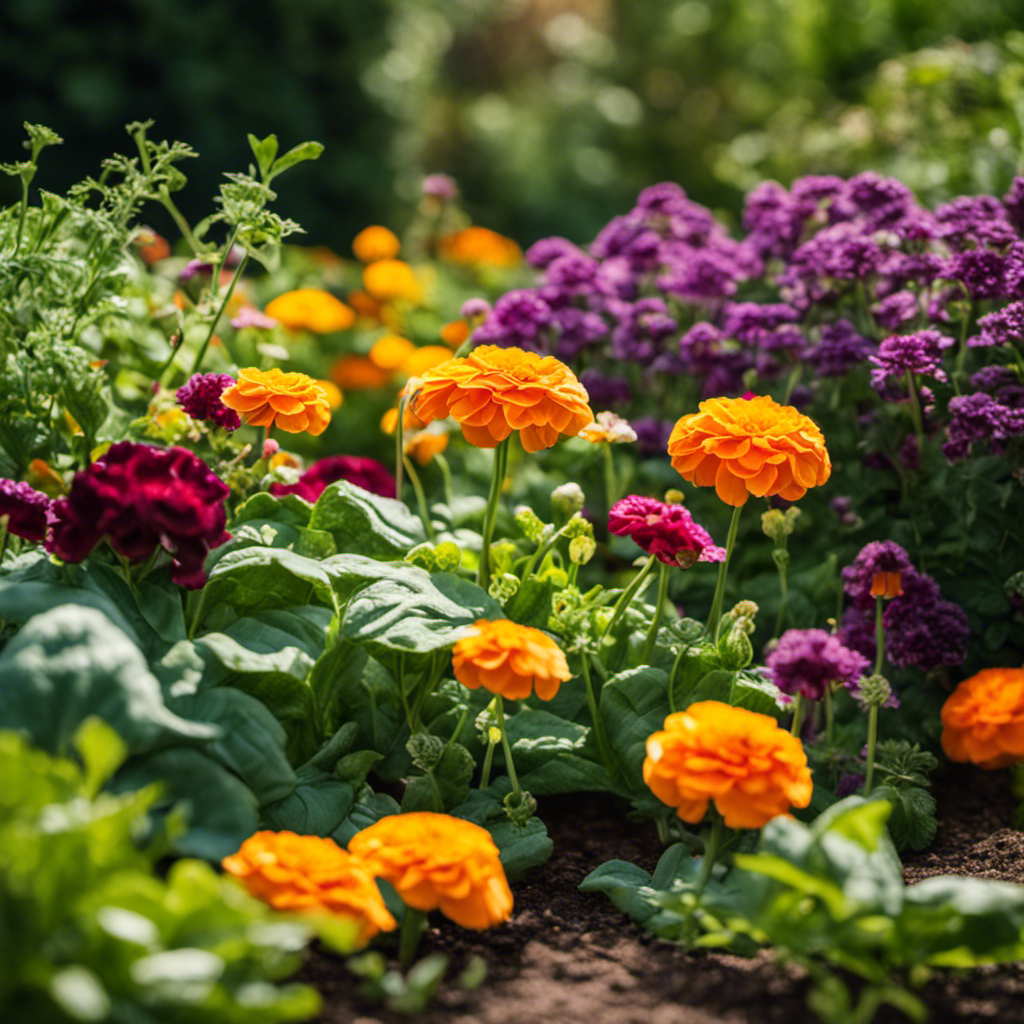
[176,372,242,431]
[608,494,725,568]
[46,442,230,589]
[270,455,396,503]
[765,628,869,701]
[0,478,53,542]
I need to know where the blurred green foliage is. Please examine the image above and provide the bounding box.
[3,0,1024,250]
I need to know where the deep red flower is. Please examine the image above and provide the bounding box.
[270,455,396,502]
[608,494,725,568]
[46,442,230,588]
[0,478,53,542]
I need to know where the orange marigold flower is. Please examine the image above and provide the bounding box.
[330,354,393,391]
[870,570,903,600]
[401,345,454,378]
[370,334,416,371]
[412,345,593,453]
[407,427,449,465]
[347,288,384,321]
[452,619,571,701]
[437,227,522,268]
[221,368,332,435]
[643,701,813,830]
[440,319,472,349]
[348,812,513,930]
[353,225,401,263]
[363,259,424,303]
[264,288,356,334]
[222,830,396,945]
[315,379,344,410]
[381,405,428,435]
[941,668,1024,769]
[667,395,831,507]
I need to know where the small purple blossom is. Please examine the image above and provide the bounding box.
[869,329,954,390]
[944,249,1010,300]
[971,300,1024,348]
[525,237,586,269]
[0,478,54,543]
[631,417,675,457]
[805,320,874,377]
[1004,176,1024,235]
[943,392,1024,462]
[178,258,215,283]
[472,290,553,349]
[872,290,919,331]
[422,173,459,201]
[765,629,869,701]
[579,370,631,408]
[176,373,242,431]
[460,297,492,320]
[841,541,916,611]
[230,307,279,330]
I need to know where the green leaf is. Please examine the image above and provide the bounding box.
[401,743,475,813]
[507,707,612,794]
[873,785,937,852]
[202,547,337,614]
[73,718,128,799]
[0,605,218,757]
[599,666,670,789]
[248,132,279,179]
[579,859,661,924]
[487,817,553,880]
[261,768,356,838]
[331,788,401,846]
[268,140,325,181]
[309,480,425,557]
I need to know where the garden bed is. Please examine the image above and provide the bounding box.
[304,768,1024,1024]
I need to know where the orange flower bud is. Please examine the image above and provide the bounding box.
[453,619,571,701]
[330,354,393,391]
[870,570,903,599]
[352,225,401,263]
[941,668,1024,769]
[221,368,332,435]
[439,319,471,348]
[264,288,355,334]
[348,813,513,930]
[363,259,424,303]
[369,334,416,371]
[437,227,522,268]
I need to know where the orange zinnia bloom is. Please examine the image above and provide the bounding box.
[644,701,813,829]
[222,830,396,946]
[348,812,513,930]
[369,334,416,371]
[264,288,355,334]
[412,345,593,452]
[453,619,571,701]
[440,319,471,349]
[667,395,830,507]
[352,225,401,263]
[315,379,344,410]
[331,354,393,391]
[437,227,522,268]
[941,668,1024,769]
[363,259,424,303]
[221,368,332,435]
[401,345,454,377]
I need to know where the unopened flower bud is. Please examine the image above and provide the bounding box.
[664,489,684,505]
[569,535,596,565]
[855,673,895,709]
[406,733,445,771]
[515,507,548,543]
[504,789,537,826]
[262,438,280,460]
[762,507,800,546]
[488,572,520,603]
[719,621,754,669]
[870,571,903,600]
[551,482,585,517]
[433,540,462,572]
[405,542,436,570]
[563,512,594,540]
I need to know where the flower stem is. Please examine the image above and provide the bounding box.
[187,241,249,380]
[905,370,925,459]
[435,453,454,508]
[188,586,210,639]
[790,694,806,737]
[479,729,497,790]
[825,683,835,747]
[863,704,879,796]
[395,392,410,500]
[602,555,658,641]
[602,443,617,514]
[581,654,619,785]
[398,908,427,968]
[706,504,743,642]
[772,556,789,641]
[0,515,9,566]
[477,438,510,592]
[495,695,522,806]
[403,456,434,541]
[694,811,724,900]
[640,561,671,664]
[874,596,885,676]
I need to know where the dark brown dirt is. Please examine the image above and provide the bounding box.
[302,767,1024,1024]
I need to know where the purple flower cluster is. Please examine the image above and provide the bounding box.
[868,329,955,391]
[765,628,869,701]
[0,478,53,542]
[943,392,1024,462]
[177,373,242,431]
[838,541,969,673]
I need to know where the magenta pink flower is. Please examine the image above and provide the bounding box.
[608,495,725,568]
[0,479,54,543]
[270,455,396,503]
[46,442,231,588]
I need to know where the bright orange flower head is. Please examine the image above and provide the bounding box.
[348,812,513,930]
[644,701,813,829]
[440,319,472,349]
[352,225,401,263]
[941,668,1024,769]
[222,830,396,946]
[437,227,522,268]
[369,334,416,371]
[411,345,593,453]
[315,379,344,410]
[667,395,831,507]
[264,289,355,334]
[453,619,571,701]
[401,345,454,378]
[363,259,424,303]
[331,354,393,391]
[221,368,332,435]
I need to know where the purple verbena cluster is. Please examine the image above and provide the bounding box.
[765,628,869,702]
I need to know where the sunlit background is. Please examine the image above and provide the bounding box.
[3,0,1023,248]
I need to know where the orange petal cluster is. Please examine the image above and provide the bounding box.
[348,812,513,930]
[222,831,396,945]
[264,288,355,334]
[452,619,571,701]
[437,227,522,268]
[643,701,813,829]
[363,259,424,303]
[667,395,831,507]
[352,225,401,263]
[412,345,593,452]
[221,368,332,435]
[941,668,1024,769]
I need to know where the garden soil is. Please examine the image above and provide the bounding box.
[303,768,1024,1024]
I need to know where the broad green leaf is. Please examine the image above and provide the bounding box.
[332,788,401,847]
[268,140,325,180]
[201,547,337,614]
[232,490,313,528]
[73,718,129,799]
[599,666,670,789]
[507,707,611,794]
[309,480,425,557]
[0,605,217,757]
[579,859,660,924]
[260,768,356,838]
[487,817,553,880]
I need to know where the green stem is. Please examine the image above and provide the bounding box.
[186,237,248,379]
[443,704,471,753]
[825,683,835,747]
[863,704,879,796]
[694,812,724,900]
[477,438,510,592]
[706,504,743,642]
[904,371,925,460]
[953,301,973,396]
[158,189,203,255]
[640,562,671,664]
[398,908,427,969]
[667,641,692,714]
[874,596,885,676]
[395,392,409,501]
[403,456,434,541]
[495,695,522,806]
[479,730,498,790]
[781,363,803,405]
[602,443,617,514]
[435,453,454,508]
[790,694,806,738]
[581,654,618,784]
[13,175,31,258]
[0,516,9,566]
[602,556,658,642]
[772,556,789,641]
[187,586,210,639]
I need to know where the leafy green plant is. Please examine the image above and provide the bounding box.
[0,719,319,1023]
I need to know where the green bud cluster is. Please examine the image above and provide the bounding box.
[857,673,894,709]
[488,573,520,603]
[761,507,801,546]
[569,535,596,565]
[515,507,550,543]
[404,539,464,573]
[406,733,445,771]
[551,482,586,517]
